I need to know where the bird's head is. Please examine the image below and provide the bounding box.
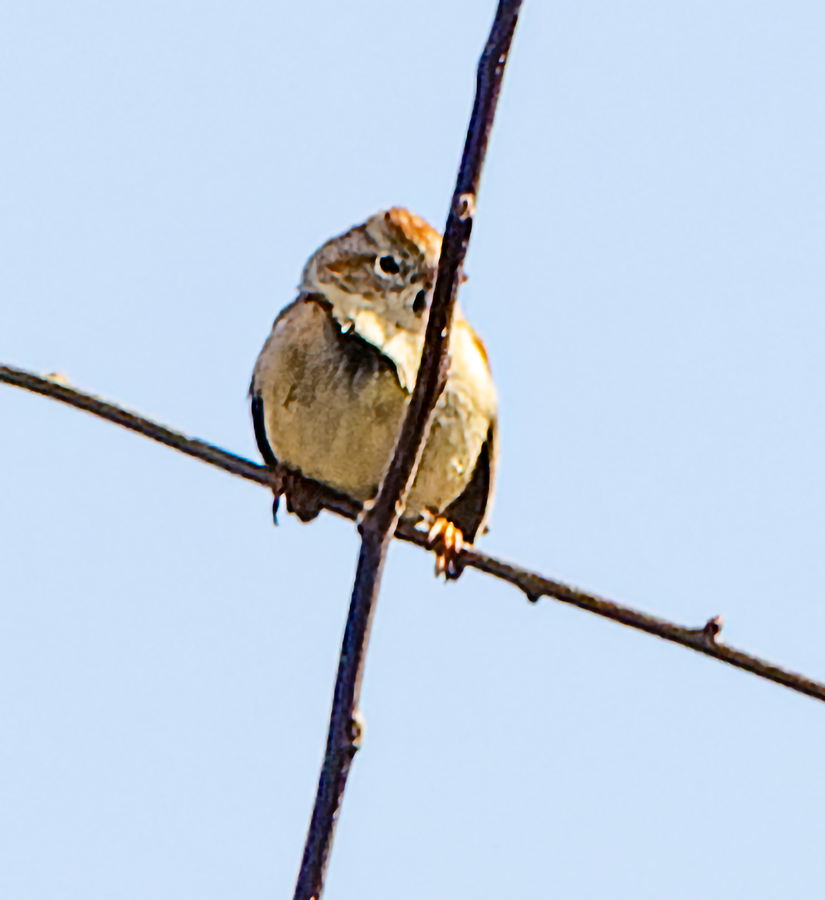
[300,208,444,335]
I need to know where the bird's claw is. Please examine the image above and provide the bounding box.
[272,465,324,523]
[427,518,465,580]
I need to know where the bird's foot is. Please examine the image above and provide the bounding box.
[271,465,325,524]
[426,518,466,580]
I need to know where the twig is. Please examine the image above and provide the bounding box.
[4,359,825,708]
[0,364,273,488]
[293,4,523,897]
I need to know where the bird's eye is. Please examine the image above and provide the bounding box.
[378,255,400,275]
[413,290,427,315]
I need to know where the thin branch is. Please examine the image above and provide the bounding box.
[294,4,523,897]
[0,364,273,488]
[4,358,825,706]
[462,555,825,701]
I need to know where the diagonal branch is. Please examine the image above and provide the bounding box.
[293,4,523,897]
[3,358,825,706]
[0,365,271,486]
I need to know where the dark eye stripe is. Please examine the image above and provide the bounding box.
[379,255,400,274]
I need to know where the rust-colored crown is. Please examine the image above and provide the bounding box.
[380,208,442,264]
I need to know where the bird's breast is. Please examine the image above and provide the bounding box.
[252,296,495,520]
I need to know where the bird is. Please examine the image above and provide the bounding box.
[249,207,497,577]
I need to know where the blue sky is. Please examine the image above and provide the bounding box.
[2,2,824,897]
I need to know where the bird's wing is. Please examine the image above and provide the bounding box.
[441,418,497,543]
[249,297,309,467]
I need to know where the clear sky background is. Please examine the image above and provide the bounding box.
[2,2,824,897]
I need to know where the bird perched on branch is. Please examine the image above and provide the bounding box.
[250,208,497,577]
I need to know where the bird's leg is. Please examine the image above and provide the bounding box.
[275,464,325,523]
[426,518,466,580]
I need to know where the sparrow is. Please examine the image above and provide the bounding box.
[250,208,497,577]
